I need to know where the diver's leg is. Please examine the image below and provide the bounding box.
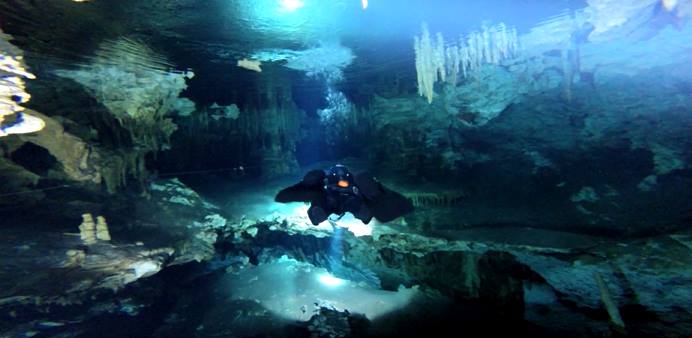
[346,197,373,224]
[308,198,329,225]
[354,204,373,224]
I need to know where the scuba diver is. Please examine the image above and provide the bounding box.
[275,164,414,225]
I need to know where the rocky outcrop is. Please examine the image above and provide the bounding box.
[214,207,692,336]
[9,110,102,184]
[0,109,162,194]
[362,6,692,234]
[54,38,194,153]
[0,178,228,337]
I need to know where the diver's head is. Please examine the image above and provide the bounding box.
[327,164,353,188]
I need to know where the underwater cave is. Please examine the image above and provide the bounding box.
[1,0,691,337]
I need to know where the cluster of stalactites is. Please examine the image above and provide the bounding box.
[449,22,520,83]
[413,23,446,104]
[414,22,520,103]
[55,37,193,151]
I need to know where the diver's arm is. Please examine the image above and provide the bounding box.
[302,169,326,187]
[353,172,383,200]
[275,171,326,203]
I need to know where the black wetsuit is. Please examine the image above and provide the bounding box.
[275,165,413,225]
[308,176,372,225]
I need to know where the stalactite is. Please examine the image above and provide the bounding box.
[414,24,435,103]
[561,33,580,103]
[414,22,521,103]
[446,46,460,85]
[562,47,573,103]
[435,32,446,83]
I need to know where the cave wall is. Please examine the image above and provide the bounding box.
[159,67,306,179]
[355,17,692,235]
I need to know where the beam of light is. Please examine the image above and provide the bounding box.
[329,225,344,275]
[318,272,346,287]
[279,0,304,12]
[362,0,368,10]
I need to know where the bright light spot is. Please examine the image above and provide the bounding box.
[0,113,45,137]
[362,0,368,9]
[1,43,42,137]
[337,215,373,237]
[318,272,346,287]
[131,261,160,278]
[279,0,304,12]
[662,0,677,11]
[291,203,310,216]
[227,259,419,322]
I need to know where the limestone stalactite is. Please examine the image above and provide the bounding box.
[414,22,520,103]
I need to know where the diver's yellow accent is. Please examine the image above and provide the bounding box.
[79,214,97,245]
[237,58,262,72]
[79,213,111,244]
[337,180,349,188]
[96,216,111,241]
